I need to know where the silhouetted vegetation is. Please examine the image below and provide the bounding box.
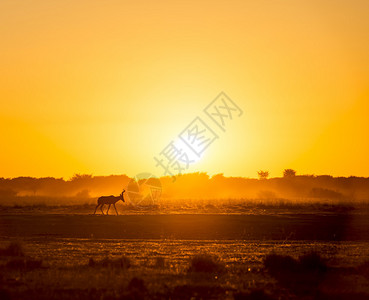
[0,237,368,300]
[0,242,42,271]
[264,251,327,276]
[1,173,369,208]
[188,254,225,274]
[283,169,296,177]
[0,242,24,257]
[5,258,43,270]
[171,284,227,299]
[258,170,269,180]
[234,289,275,300]
[357,260,369,278]
[88,256,131,269]
[264,252,328,295]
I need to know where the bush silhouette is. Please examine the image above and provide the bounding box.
[298,251,327,273]
[234,289,275,300]
[128,277,147,292]
[0,242,24,257]
[283,169,296,177]
[88,256,131,269]
[188,254,225,274]
[258,170,269,180]
[6,258,42,270]
[264,254,298,277]
[263,251,328,294]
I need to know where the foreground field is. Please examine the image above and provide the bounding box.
[1,212,369,299]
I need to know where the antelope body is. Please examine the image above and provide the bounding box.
[94,189,125,215]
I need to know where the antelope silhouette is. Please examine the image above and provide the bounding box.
[94,189,125,215]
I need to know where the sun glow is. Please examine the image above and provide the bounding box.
[172,137,203,166]
[0,1,368,178]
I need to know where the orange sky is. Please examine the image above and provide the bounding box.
[1,0,368,179]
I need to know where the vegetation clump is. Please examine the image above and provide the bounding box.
[119,277,148,299]
[172,284,227,299]
[0,242,24,257]
[5,258,42,270]
[264,251,327,277]
[234,289,275,300]
[283,169,296,177]
[88,256,131,269]
[298,251,327,273]
[188,254,225,274]
[357,260,369,277]
[128,277,147,293]
[264,254,298,276]
[264,251,328,294]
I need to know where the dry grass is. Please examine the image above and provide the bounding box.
[0,244,368,299]
[1,198,368,215]
[0,216,369,300]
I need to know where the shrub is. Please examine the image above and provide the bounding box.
[234,289,275,300]
[88,257,96,267]
[263,254,298,277]
[263,251,328,293]
[172,284,227,299]
[258,170,269,180]
[298,251,327,273]
[283,169,296,177]
[264,251,327,276]
[120,277,148,299]
[6,258,42,270]
[88,256,131,269]
[357,260,369,277]
[188,254,225,274]
[0,242,24,257]
[128,277,147,292]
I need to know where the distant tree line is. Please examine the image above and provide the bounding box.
[0,172,369,205]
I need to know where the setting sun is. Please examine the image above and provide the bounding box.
[1,1,368,179]
[1,2,369,299]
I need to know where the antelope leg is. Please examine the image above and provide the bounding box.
[100,204,105,215]
[94,204,100,214]
[114,204,118,215]
[107,204,111,215]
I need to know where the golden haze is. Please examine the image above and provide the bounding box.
[0,0,368,178]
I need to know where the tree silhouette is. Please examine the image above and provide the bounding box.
[283,169,296,177]
[258,170,269,180]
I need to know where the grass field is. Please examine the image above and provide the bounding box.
[1,209,369,299]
